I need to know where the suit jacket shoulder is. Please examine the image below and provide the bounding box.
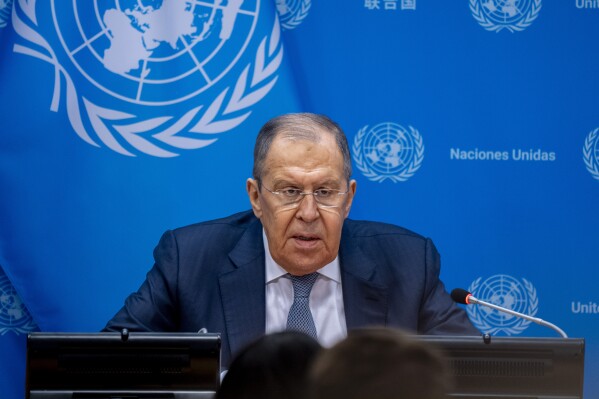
[339,218,478,336]
[105,210,266,368]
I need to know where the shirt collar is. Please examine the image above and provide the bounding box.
[263,229,341,283]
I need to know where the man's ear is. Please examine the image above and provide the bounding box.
[246,178,262,218]
[343,179,357,218]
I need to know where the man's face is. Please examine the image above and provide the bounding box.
[247,133,356,276]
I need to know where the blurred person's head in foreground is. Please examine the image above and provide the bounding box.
[216,331,322,399]
[309,327,451,399]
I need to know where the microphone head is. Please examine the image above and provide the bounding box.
[450,288,472,305]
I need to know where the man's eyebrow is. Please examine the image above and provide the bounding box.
[270,179,299,187]
[318,179,343,187]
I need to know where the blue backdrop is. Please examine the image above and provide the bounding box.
[1,1,598,398]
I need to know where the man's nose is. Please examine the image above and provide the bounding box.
[295,193,320,221]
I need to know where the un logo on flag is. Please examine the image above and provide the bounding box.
[469,0,542,32]
[54,1,258,106]
[466,274,539,336]
[583,128,599,181]
[352,122,424,183]
[0,272,37,335]
[275,0,311,30]
[13,0,282,157]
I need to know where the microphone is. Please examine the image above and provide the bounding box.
[451,288,568,338]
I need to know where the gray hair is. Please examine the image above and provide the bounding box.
[252,113,352,183]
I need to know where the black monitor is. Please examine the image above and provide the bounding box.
[26,331,221,399]
[418,335,585,399]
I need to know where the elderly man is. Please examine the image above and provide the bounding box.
[104,113,478,368]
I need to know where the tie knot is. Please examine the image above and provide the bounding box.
[288,273,319,298]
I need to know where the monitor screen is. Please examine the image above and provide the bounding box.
[417,335,585,399]
[26,331,221,399]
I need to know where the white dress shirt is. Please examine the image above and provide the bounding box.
[263,230,347,347]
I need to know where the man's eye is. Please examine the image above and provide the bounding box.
[280,188,301,197]
[314,189,333,198]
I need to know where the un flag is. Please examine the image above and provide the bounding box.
[0,1,298,398]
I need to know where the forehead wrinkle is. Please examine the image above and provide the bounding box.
[269,165,342,183]
[262,135,345,184]
[279,126,324,143]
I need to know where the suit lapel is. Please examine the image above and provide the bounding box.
[218,219,266,357]
[218,218,390,355]
[339,222,389,329]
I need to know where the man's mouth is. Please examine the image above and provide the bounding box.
[293,235,319,241]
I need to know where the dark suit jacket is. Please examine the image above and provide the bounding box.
[104,210,478,367]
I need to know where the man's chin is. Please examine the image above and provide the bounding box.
[279,255,331,276]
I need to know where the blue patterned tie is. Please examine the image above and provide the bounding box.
[286,273,319,339]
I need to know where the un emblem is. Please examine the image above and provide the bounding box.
[467,274,538,336]
[469,0,542,32]
[0,272,38,335]
[13,0,282,157]
[583,128,599,181]
[352,122,424,183]
[275,0,311,30]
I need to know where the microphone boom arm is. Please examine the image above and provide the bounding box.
[468,295,568,338]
